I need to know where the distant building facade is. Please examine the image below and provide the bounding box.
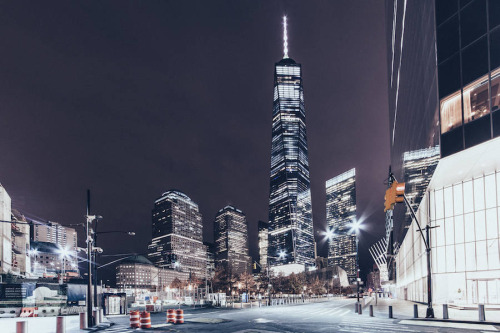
[32,221,78,253]
[116,255,189,291]
[214,206,251,277]
[326,168,357,282]
[30,241,78,277]
[258,221,268,272]
[148,190,207,278]
[402,147,440,225]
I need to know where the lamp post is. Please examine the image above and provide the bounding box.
[350,219,361,304]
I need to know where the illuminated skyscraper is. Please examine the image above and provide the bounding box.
[267,17,315,275]
[148,190,207,278]
[326,168,357,282]
[258,220,268,271]
[402,147,440,225]
[214,206,250,277]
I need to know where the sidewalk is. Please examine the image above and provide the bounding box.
[370,297,500,323]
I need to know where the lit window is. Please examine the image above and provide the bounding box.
[440,91,462,133]
[463,73,490,123]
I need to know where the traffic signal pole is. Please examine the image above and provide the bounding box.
[402,193,435,318]
[387,177,435,318]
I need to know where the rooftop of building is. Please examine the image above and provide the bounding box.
[217,205,244,214]
[277,57,297,65]
[119,255,154,266]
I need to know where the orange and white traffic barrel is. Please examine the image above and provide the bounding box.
[129,310,140,328]
[175,309,184,324]
[140,311,151,329]
[167,309,176,323]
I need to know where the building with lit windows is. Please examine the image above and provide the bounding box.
[32,221,78,253]
[386,0,500,305]
[116,255,188,291]
[402,147,440,226]
[267,17,315,275]
[148,190,208,279]
[258,221,268,272]
[326,168,357,282]
[214,206,251,277]
[30,241,78,277]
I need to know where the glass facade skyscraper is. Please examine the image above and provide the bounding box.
[148,190,207,278]
[386,0,500,305]
[267,20,315,274]
[214,205,251,277]
[326,168,357,282]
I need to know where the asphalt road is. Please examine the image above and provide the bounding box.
[103,299,500,332]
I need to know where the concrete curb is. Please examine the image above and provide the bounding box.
[408,318,500,326]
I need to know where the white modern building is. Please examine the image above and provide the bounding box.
[0,183,12,274]
[396,139,500,305]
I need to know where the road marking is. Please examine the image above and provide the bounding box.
[399,320,499,331]
[254,317,274,323]
[339,310,350,316]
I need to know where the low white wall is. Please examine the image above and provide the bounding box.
[2,315,81,333]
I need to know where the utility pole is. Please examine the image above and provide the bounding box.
[86,190,93,327]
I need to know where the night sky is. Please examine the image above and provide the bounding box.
[0,1,389,282]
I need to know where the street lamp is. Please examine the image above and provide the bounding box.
[56,246,71,283]
[85,214,102,327]
[350,219,362,304]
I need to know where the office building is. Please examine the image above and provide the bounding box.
[258,221,268,272]
[116,255,189,291]
[148,190,207,278]
[386,0,500,305]
[214,206,251,277]
[267,17,315,275]
[326,168,358,282]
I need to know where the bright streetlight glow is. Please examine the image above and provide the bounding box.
[350,218,362,234]
[278,250,286,259]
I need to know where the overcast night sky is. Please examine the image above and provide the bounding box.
[0,1,389,281]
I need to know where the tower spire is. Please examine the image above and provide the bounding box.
[283,16,288,59]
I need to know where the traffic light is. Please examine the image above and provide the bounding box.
[395,182,405,203]
[253,262,257,270]
[384,181,405,212]
[384,184,395,212]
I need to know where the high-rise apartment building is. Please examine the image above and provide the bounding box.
[258,220,268,272]
[32,221,78,252]
[267,17,315,275]
[214,206,250,277]
[0,183,12,274]
[31,221,78,276]
[326,168,357,282]
[148,190,207,278]
[386,0,500,305]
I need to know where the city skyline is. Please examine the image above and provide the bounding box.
[0,1,390,283]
